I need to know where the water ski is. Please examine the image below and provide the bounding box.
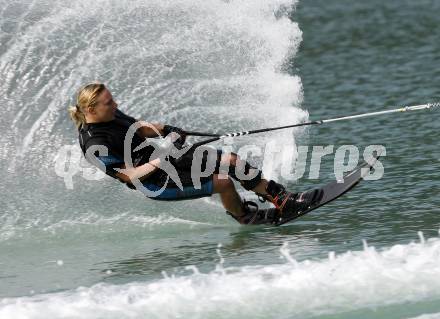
[274,153,381,226]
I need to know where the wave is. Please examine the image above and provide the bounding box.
[0,0,304,175]
[2,234,440,319]
[408,313,440,319]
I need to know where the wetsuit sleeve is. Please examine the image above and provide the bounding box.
[96,153,125,177]
[87,141,126,179]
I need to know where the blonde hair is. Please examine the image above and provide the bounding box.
[68,82,107,128]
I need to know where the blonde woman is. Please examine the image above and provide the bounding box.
[69,83,317,224]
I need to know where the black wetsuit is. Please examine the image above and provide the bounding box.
[78,109,216,200]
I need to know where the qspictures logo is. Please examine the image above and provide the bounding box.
[54,121,386,194]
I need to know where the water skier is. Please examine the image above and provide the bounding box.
[69,83,315,225]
